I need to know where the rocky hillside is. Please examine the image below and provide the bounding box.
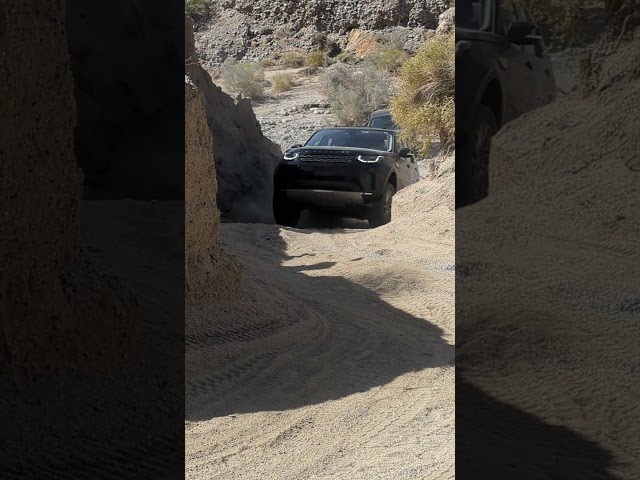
[192,0,452,69]
[186,17,282,223]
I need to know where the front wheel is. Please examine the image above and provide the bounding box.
[273,192,301,227]
[368,183,395,228]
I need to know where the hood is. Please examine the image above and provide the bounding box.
[285,146,392,155]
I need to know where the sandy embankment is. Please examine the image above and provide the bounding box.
[457,36,640,478]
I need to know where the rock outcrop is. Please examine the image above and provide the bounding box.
[0,0,131,375]
[193,0,451,68]
[186,17,282,223]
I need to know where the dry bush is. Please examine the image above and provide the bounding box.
[272,73,294,93]
[335,51,358,64]
[281,50,306,67]
[259,58,277,68]
[527,0,587,46]
[323,64,391,126]
[368,46,410,73]
[306,50,327,68]
[300,66,320,76]
[185,0,216,25]
[312,32,328,47]
[390,33,455,154]
[221,58,265,99]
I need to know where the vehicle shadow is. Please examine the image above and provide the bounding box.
[297,208,370,230]
[185,224,454,420]
[457,377,621,479]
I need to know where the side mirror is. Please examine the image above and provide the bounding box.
[508,21,537,45]
[398,147,412,158]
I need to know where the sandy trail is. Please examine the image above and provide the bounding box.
[186,172,455,479]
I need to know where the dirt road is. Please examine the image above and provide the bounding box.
[185,171,455,479]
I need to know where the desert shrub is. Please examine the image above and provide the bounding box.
[325,40,342,57]
[312,32,328,47]
[259,26,274,35]
[527,0,587,46]
[306,50,327,68]
[378,30,407,50]
[368,46,409,73]
[272,73,294,93]
[300,66,320,76]
[323,64,391,126]
[390,33,455,154]
[281,51,306,67]
[259,58,277,68]
[221,58,265,99]
[335,51,358,64]
[185,0,215,24]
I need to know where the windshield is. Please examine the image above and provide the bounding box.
[370,115,397,130]
[457,0,492,31]
[305,129,393,152]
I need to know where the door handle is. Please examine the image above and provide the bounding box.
[526,60,533,70]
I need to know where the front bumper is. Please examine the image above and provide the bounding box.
[283,189,375,208]
[274,160,387,200]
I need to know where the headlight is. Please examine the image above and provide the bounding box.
[357,154,383,163]
[283,151,299,160]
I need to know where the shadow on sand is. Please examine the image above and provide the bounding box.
[186,221,454,420]
[456,377,621,479]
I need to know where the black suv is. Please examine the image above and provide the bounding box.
[456,0,556,206]
[273,127,419,228]
[368,109,398,130]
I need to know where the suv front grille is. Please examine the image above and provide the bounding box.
[299,153,353,163]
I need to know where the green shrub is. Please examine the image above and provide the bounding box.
[323,64,391,126]
[390,33,455,154]
[272,73,294,93]
[369,46,409,73]
[221,58,265,99]
[306,50,327,68]
[281,51,306,68]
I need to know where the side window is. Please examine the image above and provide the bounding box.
[513,0,532,23]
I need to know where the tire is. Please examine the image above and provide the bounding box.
[458,105,499,206]
[273,192,301,227]
[368,183,395,228]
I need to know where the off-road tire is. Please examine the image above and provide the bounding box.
[273,193,301,227]
[458,105,499,207]
[368,183,395,228]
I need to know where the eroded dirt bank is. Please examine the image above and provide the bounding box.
[457,36,640,478]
